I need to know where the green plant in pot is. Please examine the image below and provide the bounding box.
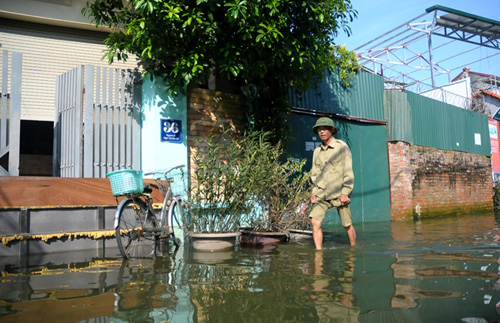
[263,158,312,231]
[229,131,313,245]
[239,154,313,245]
[189,129,312,249]
[188,129,263,250]
[269,158,314,241]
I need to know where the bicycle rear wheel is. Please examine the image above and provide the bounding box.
[115,198,159,259]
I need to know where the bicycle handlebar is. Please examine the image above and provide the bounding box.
[144,164,186,178]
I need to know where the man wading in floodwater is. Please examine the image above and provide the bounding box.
[309,117,356,249]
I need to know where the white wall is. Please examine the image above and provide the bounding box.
[420,77,471,109]
[0,0,102,30]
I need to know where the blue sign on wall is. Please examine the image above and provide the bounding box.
[494,108,500,122]
[161,119,182,143]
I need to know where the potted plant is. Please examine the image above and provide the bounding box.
[188,129,313,250]
[188,129,257,251]
[265,157,313,238]
[240,153,313,246]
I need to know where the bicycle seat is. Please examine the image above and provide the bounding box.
[143,185,153,194]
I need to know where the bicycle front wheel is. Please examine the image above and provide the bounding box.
[161,200,179,253]
[162,199,182,248]
[115,198,158,259]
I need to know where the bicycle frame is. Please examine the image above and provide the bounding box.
[113,164,186,259]
[145,164,187,245]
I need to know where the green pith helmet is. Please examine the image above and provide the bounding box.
[312,117,337,135]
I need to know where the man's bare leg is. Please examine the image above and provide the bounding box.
[344,225,356,246]
[311,217,323,250]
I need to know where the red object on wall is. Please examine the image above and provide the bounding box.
[489,118,500,178]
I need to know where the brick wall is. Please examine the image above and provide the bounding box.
[388,141,493,221]
[388,141,414,220]
[186,87,247,174]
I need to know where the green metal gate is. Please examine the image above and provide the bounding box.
[286,112,391,224]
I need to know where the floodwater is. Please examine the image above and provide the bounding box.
[1,212,499,323]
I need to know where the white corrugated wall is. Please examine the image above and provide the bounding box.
[0,18,141,121]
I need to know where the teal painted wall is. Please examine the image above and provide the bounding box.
[286,113,391,224]
[141,77,188,174]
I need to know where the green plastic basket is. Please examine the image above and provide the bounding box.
[107,169,144,196]
[169,169,186,197]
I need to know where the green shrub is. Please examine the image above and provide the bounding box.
[264,158,312,232]
[189,129,248,233]
[189,129,311,233]
[494,181,500,210]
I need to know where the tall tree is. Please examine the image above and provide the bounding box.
[84,0,359,140]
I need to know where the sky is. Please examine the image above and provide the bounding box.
[334,0,500,89]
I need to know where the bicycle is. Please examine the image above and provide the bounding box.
[107,165,187,259]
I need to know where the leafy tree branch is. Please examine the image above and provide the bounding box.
[83,0,359,140]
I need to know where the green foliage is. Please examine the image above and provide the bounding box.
[494,181,500,210]
[189,129,311,233]
[83,0,359,138]
[254,157,312,232]
[189,129,248,233]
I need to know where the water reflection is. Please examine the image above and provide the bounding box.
[311,251,360,321]
[190,250,235,265]
[0,256,189,323]
[0,213,498,322]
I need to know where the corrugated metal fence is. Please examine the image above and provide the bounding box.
[291,70,490,157]
[384,90,412,144]
[0,50,22,176]
[385,90,491,156]
[54,65,142,178]
[408,91,490,156]
[289,71,385,122]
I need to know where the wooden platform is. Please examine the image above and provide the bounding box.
[0,176,164,208]
[0,176,167,258]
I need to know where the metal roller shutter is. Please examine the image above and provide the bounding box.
[0,18,141,121]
